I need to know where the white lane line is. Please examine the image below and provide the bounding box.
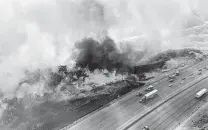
[117,73,208,130]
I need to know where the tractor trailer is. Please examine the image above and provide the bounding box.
[195,88,207,98]
[140,89,158,102]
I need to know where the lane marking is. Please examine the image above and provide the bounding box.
[117,73,208,130]
[62,59,208,130]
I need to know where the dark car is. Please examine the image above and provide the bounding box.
[143,126,149,130]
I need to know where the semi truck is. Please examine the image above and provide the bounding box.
[195,88,207,98]
[140,89,158,102]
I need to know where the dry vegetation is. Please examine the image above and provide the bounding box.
[0,37,206,130]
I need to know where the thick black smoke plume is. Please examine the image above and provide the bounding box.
[75,36,133,73]
[74,36,204,75]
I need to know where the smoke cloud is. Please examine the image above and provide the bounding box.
[0,0,208,119]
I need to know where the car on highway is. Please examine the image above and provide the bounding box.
[168,84,173,87]
[145,85,154,91]
[168,74,176,80]
[143,126,150,130]
[176,71,180,76]
[162,69,169,73]
[139,97,146,103]
[136,92,143,96]
[171,74,176,78]
[169,78,174,82]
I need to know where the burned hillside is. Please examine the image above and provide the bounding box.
[147,49,204,64]
[74,37,206,75]
[45,37,207,91]
[133,48,205,74]
[1,37,207,130]
[17,36,206,93]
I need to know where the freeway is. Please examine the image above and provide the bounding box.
[128,73,208,130]
[65,59,208,130]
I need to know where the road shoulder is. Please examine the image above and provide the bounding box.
[175,100,208,130]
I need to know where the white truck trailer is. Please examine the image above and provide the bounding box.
[195,88,207,98]
[140,89,158,102]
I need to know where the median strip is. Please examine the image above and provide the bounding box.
[62,60,207,130]
[117,73,208,130]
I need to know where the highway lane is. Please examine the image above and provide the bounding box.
[65,59,208,130]
[128,74,208,130]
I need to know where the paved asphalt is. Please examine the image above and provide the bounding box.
[65,59,208,130]
[128,73,208,130]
